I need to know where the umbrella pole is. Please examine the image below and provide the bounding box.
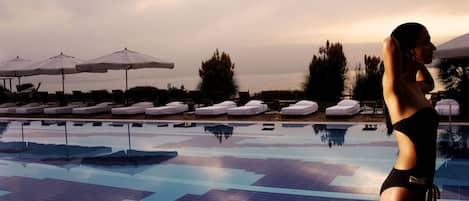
[64,121,70,160]
[21,123,25,142]
[18,77,21,86]
[64,122,68,145]
[125,69,128,91]
[125,69,129,104]
[62,72,65,93]
[9,78,12,91]
[20,123,26,159]
[127,123,131,151]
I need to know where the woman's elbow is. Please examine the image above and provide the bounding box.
[420,82,434,93]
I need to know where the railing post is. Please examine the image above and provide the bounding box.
[448,104,452,132]
[127,123,131,151]
[21,123,24,142]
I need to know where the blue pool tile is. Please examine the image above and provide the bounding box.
[1,121,469,200]
[166,155,376,195]
[460,185,469,199]
[442,185,461,199]
[0,190,9,197]
[0,176,153,201]
[175,189,368,201]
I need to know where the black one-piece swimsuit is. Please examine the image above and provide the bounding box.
[380,107,439,193]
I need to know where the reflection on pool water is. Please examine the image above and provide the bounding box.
[0,120,468,201]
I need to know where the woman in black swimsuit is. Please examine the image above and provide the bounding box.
[380,23,439,201]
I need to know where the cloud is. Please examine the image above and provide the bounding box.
[308,13,469,44]
[1,0,468,71]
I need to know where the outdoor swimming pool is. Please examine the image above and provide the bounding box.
[0,119,467,201]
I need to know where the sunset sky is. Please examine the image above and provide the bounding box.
[1,0,468,77]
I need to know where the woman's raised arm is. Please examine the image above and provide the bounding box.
[382,37,402,86]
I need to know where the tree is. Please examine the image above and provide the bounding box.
[352,55,383,101]
[438,59,469,112]
[198,49,238,102]
[304,41,348,101]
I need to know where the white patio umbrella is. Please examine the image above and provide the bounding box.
[76,48,174,91]
[29,52,93,92]
[434,32,469,59]
[0,56,34,86]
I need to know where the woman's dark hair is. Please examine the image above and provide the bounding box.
[391,22,426,50]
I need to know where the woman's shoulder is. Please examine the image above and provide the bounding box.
[382,36,403,80]
[383,37,399,52]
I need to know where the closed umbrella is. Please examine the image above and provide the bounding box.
[29,52,93,92]
[76,48,174,91]
[0,56,34,86]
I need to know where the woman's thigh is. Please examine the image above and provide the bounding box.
[380,186,425,201]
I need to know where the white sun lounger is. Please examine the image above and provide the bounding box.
[0,103,41,114]
[44,102,87,114]
[227,100,268,116]
[280,100,318,116]
[325,99,361,116]
[195,101,237,116]
[72,102,114,115]
[435,98,460,116]
[15,102,59,114]
[112,101,154,115]
[0,102,17,108]
[145,101,189,116]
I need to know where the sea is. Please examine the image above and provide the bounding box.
[1,42,446,95]
[10,68,444,95]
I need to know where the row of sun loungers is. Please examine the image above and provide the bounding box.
[0,102,43,114]
[0,100,283,116]
[0,98,461,117]
[44,102,88,114]
[15,102,59,114]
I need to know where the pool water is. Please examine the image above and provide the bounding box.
[0,120,468,201]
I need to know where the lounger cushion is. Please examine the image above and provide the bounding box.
[326,99,360,116]
[245,100,264,106]
[16,103,59,114]
[166,101,184,106]
[0,103,41,114]
[227,100,268,116]
[44,103,87,114]
[112,102,154,115]
[0,103,17,108]
[280,100,318,116]
[195,101,237,116]
[72,102,113,114]
[437,99,458,105]
[435,98,460,116]
[216,101,237,106]
[337,99,360,106]
[295,100,316,105]
[145,103,189,115]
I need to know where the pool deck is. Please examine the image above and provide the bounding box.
[0,111,464,124]
[1,112,468,201]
